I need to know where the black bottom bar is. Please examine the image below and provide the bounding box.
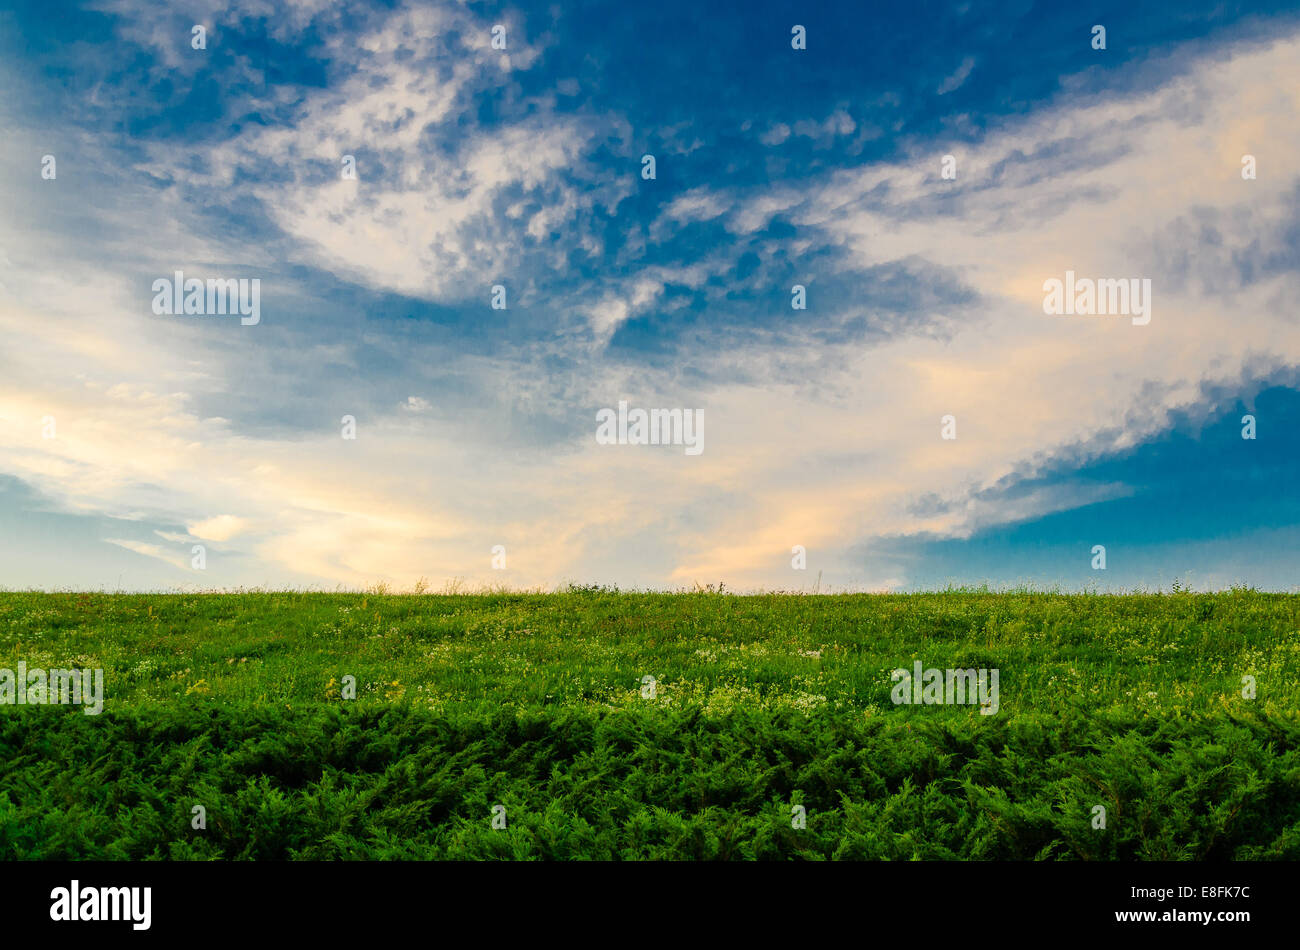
[5,860,1276,937]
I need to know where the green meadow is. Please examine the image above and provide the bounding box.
[1,589,1298,859]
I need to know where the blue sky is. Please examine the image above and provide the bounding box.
[1,0,1298,591]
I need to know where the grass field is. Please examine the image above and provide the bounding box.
[1,589,1298,859]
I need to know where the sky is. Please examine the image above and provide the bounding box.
[1,0,1298,592]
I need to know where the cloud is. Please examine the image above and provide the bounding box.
[187,515,249,542]
[614,31,1300,585]
[937,56,976,94]
[104,538,192,572]
[0,7,1297,593]
[124,3,630,320]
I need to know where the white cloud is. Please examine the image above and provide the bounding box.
[103,539,192,572]
[133,4,627,310]
[937,56,976,94]
[187,515,249,542]
[1,22,1298,592]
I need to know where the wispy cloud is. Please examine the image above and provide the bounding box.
[0,2,1297,591]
